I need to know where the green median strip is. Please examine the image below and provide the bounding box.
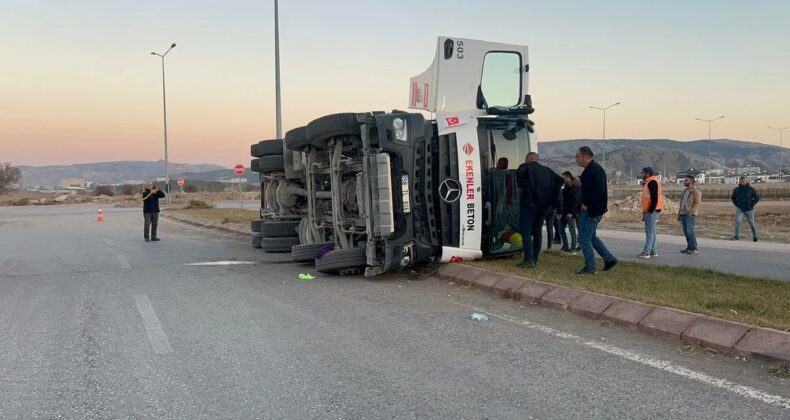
[466,252,790,332]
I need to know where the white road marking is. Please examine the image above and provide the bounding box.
[115,254,131,269]
[133,295,174,354]
[455,303,790,409]
[103,238,115,246]
[185,261,255,266]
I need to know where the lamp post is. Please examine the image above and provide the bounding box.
[150,43,177,207]
[695,115,725,174]
[274,0,282,139]
[589,102,620,173]
[769,126,789,179]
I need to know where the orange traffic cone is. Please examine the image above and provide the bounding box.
[97,207,104,223]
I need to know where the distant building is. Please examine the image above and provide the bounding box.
[675,168,706,184]
[735,165,761,176]
[60,178,89,189]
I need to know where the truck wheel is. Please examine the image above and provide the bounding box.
[252,234,263,248]
[251,158,261,173]
[306,113,361,146]
[251,219,263,233]
[250,143,262,157]
[258,155,285,172]
[291,242,333,263]
[285,126,320,151]
[315,247,367,275]
[260,220,300,238]
[257,139,284,156]
[261,236,300,253]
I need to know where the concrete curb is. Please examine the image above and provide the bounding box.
[161,213,253,236]
[437,264,790,364]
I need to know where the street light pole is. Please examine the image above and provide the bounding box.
[151,43,176,207]
[589,102,620,173]
[695,115,725,175]
[274,0,282,139]
[769,126,789,179]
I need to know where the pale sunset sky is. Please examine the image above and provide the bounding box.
[1,0,788,167]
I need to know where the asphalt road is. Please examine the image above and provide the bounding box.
[1,205,789,419]
[596,229,790,281]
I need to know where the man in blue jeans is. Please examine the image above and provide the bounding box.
[516,152,563,268]
[638,167,662,259]
[731,176,760,242]
[677,175,702,254]
[575,147,617,274]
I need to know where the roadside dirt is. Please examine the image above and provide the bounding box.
[603,200,790,244]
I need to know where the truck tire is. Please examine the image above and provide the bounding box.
[306,113,361,146]
[285,126,319,151]
[257,139,283,156]
[251,143,262,157]
[252,234,263,248]
[251,158,261,173]
[291,242,333,263]
[258,155,285,172]
[316,247,367,275]
[261,236,300,253]
[251,219,263,233]
[260,220,299,238]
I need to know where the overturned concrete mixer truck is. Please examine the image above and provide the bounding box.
[249,37,537,276]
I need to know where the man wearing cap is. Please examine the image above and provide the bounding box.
[638,167,662,259]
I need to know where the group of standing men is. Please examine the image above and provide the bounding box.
[515,146,764,273]
[515,147,617,274]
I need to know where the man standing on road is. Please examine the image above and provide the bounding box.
[731,176,760,242]
[678,175,702,254]
[516,152,563,268]
[142,181,166,242]
[638,167,662,259]
[575,147,618,274]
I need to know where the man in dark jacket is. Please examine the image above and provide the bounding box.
[559,171,581,254]
[575,146,617,274]
[731,176,760,241]
[515,152,563,268]
[142,181,166,242]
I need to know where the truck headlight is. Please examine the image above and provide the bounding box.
[393,118,408,141]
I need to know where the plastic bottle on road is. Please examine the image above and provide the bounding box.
[468,312,489,322]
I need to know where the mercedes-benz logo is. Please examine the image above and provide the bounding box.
[439,178,461,203]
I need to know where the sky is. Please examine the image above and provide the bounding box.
[1,0,789,167]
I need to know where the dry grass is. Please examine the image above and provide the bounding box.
[604,200,790,243]
[168,208,260,224]
[468,251,790,331]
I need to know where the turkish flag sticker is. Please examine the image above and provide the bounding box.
[445,116,461,127]
[449,256,464,263]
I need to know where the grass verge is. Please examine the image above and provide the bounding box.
[467,251,790,331]
[167,208,259,224]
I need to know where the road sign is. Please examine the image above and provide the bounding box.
[234,164,245,176]
[177,177,185,187]
[616,171,622,177]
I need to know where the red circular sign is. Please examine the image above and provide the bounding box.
[234,164,245,176]
[177,177,185,187]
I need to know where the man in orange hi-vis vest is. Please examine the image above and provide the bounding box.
[638,167,662,259]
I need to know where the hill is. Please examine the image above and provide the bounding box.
[18,161,226,187]
[538,139,784,178]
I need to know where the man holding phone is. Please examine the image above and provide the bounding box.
[142,181,166,242]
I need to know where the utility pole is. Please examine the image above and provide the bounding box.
[274,0,282,139]
[768,126,789,179]
[151,43,177,207]
[589,102,620,174]
[695,115,725,175]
